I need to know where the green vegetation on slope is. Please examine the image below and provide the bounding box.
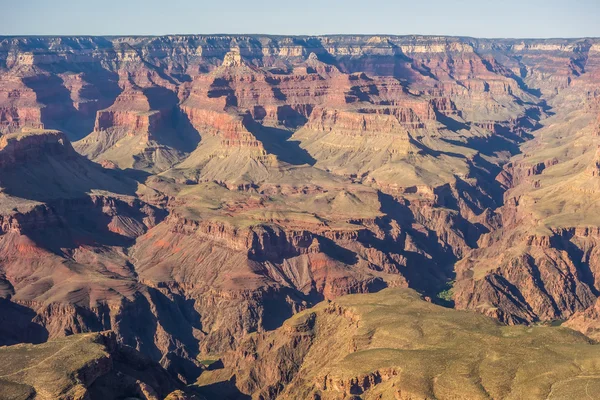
[202,288,600,399]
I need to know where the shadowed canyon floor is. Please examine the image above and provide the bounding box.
[0,34,600,399]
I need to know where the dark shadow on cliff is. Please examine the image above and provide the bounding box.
[23,74,84,136]
[115,290,203,384]
[245,121,316,166]
[253,104,308,129]
[300,38,342,69]
[439,102,550,210]
[89,337,189,399]
[196,375,251,400]
[261,288,298,332]
[329,41,419,82]
[433,182,493,246]
[411,137,468,160]
[560,233,600,297]
[487,274,537,324]
[466,153,507,207]
[440,102,545,161]
[480,57,543,98]
[17,195,165,254]
[67,68,122,140]
[143,86,201,152]
[436,112,470,132]
[0,145,165,251]
[0,134,147,204]
[319,236,359,265]
[23,67,122,141]
[443,133,523,159]
[375,192,458,300]
[109,167,154,185]
[0,299,49,345]
[247,227,357,267]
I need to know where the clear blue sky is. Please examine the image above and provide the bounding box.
[2,0,599,38]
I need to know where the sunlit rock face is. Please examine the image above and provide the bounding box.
[1,35,600,396]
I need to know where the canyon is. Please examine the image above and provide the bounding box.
[0,34,600,399]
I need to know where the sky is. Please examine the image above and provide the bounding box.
[2,0,600,38]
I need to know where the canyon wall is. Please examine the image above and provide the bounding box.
[1,34,600,397]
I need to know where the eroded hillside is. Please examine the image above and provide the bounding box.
[0,34,600,398]
[199,288,600,399]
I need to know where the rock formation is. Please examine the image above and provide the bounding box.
[0,332,202,400]
[0,34,600,398]
[197,288,600,399]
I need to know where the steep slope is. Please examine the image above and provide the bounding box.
[453,49,600,324]
[197,288,600,400]
[75,84,199,172]
[0,128,208,382]
[0,332,200,400]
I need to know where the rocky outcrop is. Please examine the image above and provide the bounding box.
[128,210,410,354]
[168,215,322,260]
[305,107,411,139]
[0,331,200,400]
[0,129,74,167]
[565,296,600,340]
[498,157,560,188]
[196,289,600,399]
[0,76,43,134]
[73,84,194,172]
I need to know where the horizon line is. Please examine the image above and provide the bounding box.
[1,33,599,41]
